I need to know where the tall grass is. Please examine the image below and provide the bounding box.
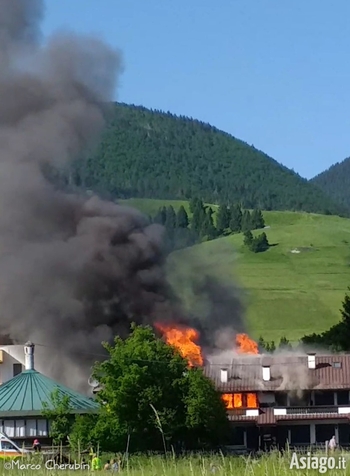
[2,450,350,475]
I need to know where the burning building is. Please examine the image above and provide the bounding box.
[156,326,350,451]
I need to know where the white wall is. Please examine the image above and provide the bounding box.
[0,346,24,384]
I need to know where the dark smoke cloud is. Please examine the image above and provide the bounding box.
[0,0,245,391]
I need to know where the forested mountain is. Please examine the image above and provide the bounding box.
[70,103,346,215]
[311,158,350,209]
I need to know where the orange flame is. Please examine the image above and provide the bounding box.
[222,394,233,409]
[247,393,258,408]
[236,333,258,354]
[234,393,242,407]
[222,393,258,409]
[155,323,203,366]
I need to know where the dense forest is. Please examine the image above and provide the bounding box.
[65,103,347,216]
[311,157,350,209]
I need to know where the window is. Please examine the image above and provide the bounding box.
[26,420,36,437]
[13,364,22,377]
[37,420,47,436]
[1,441,18,451]
[332,362,341,368]
[230,426,245,446]
[275,393,288,406]
[316,424,336,444]
[289,392,310,407]
[4,421,14,437]
[337,391,349,405]
[290,425,310,444]
[15,420,25,437]
[314,391,334,406]
[339,424,350,445]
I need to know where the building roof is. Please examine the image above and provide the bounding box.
[204,354,350,392]
[0,370,99,417]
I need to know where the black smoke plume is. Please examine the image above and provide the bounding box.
[0,0,245,391]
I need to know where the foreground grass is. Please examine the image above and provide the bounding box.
[4,451,350,474]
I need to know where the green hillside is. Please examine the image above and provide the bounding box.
[311,157,350,209]
[73,103,347,216]
[123,199,350,343]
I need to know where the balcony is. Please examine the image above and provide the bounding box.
[274,406,350,416]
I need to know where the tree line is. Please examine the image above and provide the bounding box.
[60,103,348,217]
[151,199,266,252]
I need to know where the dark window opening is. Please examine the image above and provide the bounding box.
[13,364,22,377]
[314,391,334,406]
[339,424,350,445]
[275,393,288,406]
[290,425,310,444]
[230,426,245,446]
[316,424,336,444]
[289,392,310,407]
[337,391,349,406]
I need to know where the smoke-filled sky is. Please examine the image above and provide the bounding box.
[0,0,246,392]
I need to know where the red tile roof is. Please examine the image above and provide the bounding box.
[204,354,350,392]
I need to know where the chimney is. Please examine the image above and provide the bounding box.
[220,369,228,383]
[262,365,271,381]
[24,341,35,371]
[307,352,316,369]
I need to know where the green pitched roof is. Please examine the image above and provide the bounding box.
[0,370,99,417]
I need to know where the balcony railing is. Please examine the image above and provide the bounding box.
[274,405,350,416]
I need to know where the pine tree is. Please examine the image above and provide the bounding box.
[259,232,269,250]
[241,210,252,232]
[191,200,206,233]
[201,208,217,240]
[176,206,189,228]
[251,209,265,229]
[189,197,201,214]
[243,230,253,247]
[229,204,242,233]
[154,207,167,225]
[165,206,176,231]
[279,336,292,350]
[216,204,231,233]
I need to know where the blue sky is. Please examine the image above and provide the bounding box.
[42,0,350,179]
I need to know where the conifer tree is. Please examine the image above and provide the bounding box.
[176,206,189,228]
[165,206,176,231]
[216,204,231,233]
[241,210,252,232]
[229,204,242,232]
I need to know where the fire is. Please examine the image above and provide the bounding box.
[247,393,258,408]
[234,393,242,407]
[222,393,258,409]
[155,323,203,366]
[236,333,258,354]
[222,394,233,409]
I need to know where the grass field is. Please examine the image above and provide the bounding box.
[121,199,350,343]
[4,452,350,475]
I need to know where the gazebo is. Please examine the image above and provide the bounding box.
[0,342,99,445]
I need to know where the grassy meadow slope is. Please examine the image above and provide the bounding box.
[122,199,350,343]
